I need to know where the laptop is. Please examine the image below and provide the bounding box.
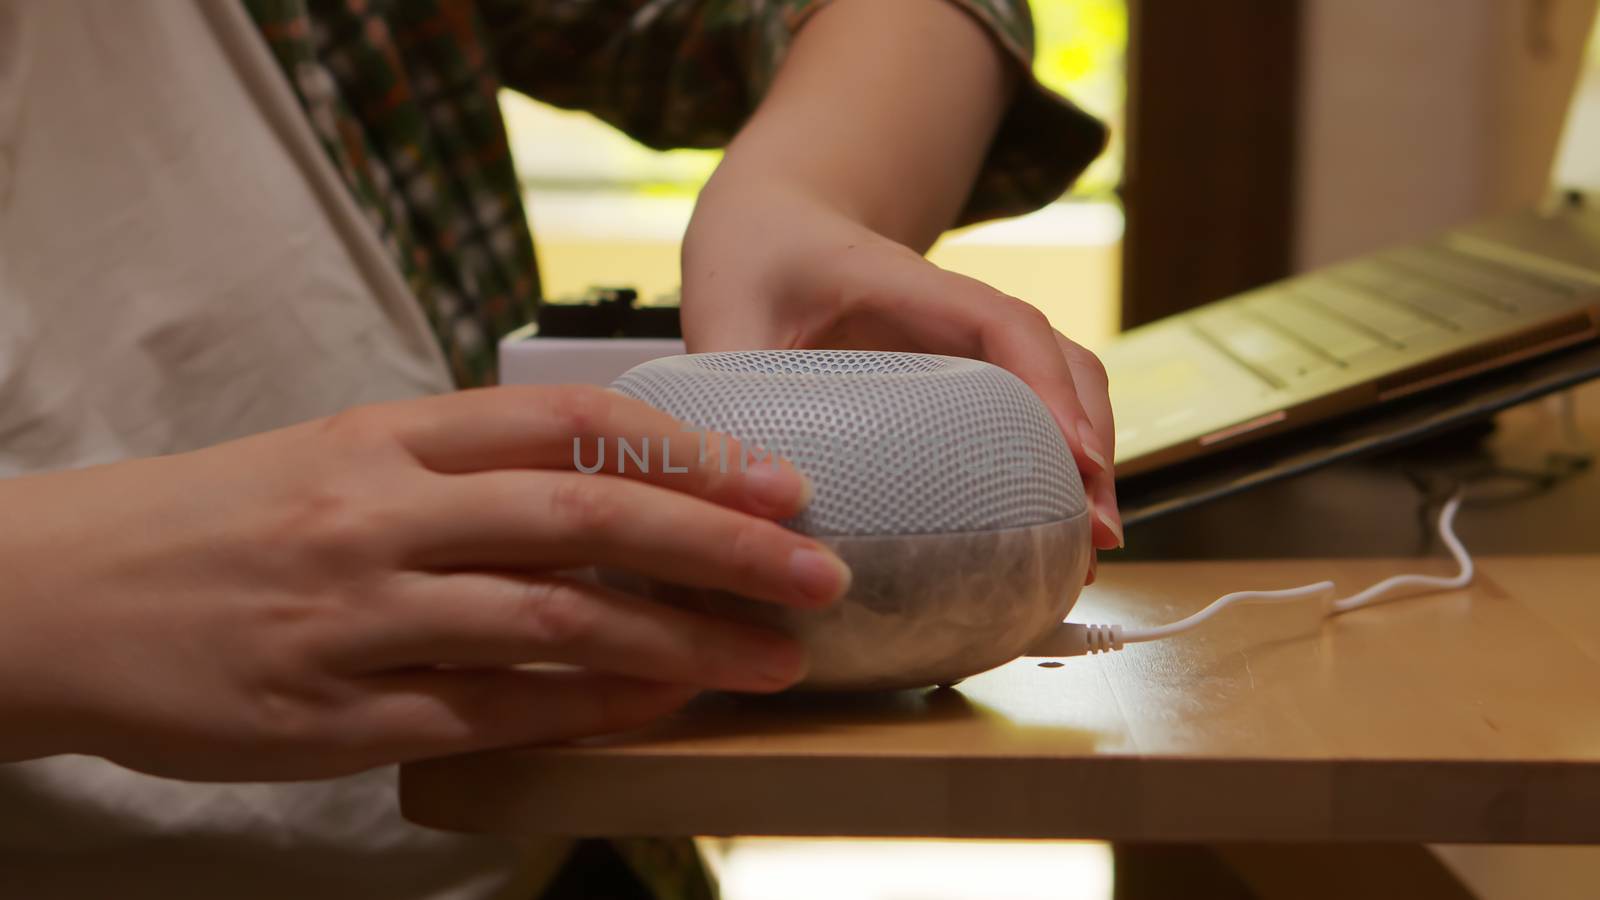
[1103,17,1600,482]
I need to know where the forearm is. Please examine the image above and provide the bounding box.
[679,0,1123,553]
[0,474,98,764]
[714,0,1016,253]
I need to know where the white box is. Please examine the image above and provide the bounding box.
[496,322,686,386]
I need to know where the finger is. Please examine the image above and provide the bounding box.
[799,258,1119,545]
[332,573,807,693]
[967,295,1110,482]
[406,470,851,609]
[822,259,1115,485]
[842,272,1120,550]
[1084,485,1121,551]
[1054,332,1123,549]
[981,315,1120,549]
[356,386,813,520]
[351,668,698,763]
[795,255,1122,549]
[1053,332,1115,462]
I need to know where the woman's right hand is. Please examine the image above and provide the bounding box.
[0,386,847,782]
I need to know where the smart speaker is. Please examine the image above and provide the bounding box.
[606,350,1094,691]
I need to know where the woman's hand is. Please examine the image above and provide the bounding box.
[682,176,1123,562]
[678,0,1122,574]
[0,387,847,781]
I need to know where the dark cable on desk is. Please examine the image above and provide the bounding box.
[1399,390,1593,552]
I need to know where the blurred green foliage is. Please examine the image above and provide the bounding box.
[1032,0,1126,196]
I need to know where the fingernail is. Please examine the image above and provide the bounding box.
[789,546,851,606]
[745,461,811,516]
[1076,421,1108,472]
[1096,506,1125,549]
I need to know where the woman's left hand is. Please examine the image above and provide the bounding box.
[681,174,1123,575]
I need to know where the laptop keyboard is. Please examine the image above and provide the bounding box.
[1186,244,1580,387]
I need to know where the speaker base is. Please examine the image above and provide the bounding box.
[603,512,1093,692]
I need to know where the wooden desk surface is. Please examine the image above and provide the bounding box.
[401,552,1600,844]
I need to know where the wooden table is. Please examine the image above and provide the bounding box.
[402,382,1600,897]
[402,554,1600,845]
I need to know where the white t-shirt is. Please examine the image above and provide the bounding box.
[0,1,551,895]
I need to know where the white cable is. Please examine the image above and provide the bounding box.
[1117,580,1335,644]
[1327,495,1472,614]
[1036,494,1474,657]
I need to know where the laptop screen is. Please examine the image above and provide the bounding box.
[1553,11,1600,195]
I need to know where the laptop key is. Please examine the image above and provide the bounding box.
[1247,294,1384,363]
[1380,278,1501,329]
[1296,279,1438,343]
[1388,246,1575,312]
[1190,311,1335,385]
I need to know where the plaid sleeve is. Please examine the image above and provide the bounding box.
[943,0,1111,224]
[476,0,1107,224]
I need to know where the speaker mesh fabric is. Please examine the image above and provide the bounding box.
[610,350,1086,537]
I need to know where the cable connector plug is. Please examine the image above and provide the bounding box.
[1024,622,1124,658]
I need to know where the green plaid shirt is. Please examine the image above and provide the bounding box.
[240,1,1103,896]
[243,0,1105,390]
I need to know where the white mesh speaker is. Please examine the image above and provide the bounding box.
[607,350,1094,691]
